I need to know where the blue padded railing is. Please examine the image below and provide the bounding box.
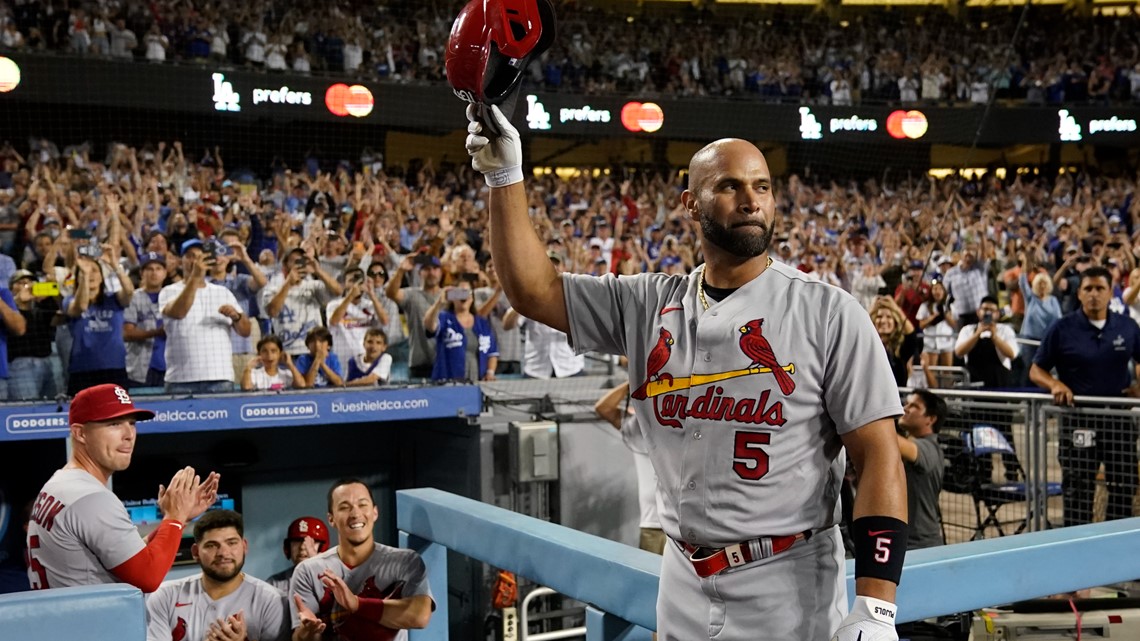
[0,583,147,641]
[398,487,1140,641]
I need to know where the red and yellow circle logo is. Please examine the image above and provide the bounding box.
[620,102,664,133]
[886,110,928,140]
[325,84,374,118]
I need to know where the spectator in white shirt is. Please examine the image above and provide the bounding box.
[108,18,137,59]
[160,239,251,394]
[144,24,168,63]
[260,247,340,356]
[501,253,584,379]
[326,267,385,369]
[241,334,305,391]
[242,23,268,67]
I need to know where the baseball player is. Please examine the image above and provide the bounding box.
[289,479,434,641]
[26,383,221,592]
[466,106,908,641]
[145,509,290,641]
[595,381,666,554]
[267,516,330,594]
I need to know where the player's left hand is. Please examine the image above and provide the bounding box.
[830,596,898,641]
[320,568,361,613]
[293,594,327,639]
[190,471,221,518]
[206,611,246,641]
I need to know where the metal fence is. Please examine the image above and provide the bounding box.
[907,388,1140,543]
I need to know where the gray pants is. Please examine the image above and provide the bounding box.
[657,526,846,640]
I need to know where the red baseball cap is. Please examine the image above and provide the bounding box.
[69,384,156,425]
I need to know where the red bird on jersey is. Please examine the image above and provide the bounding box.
[646,327,674,381]
[739,319,795,395]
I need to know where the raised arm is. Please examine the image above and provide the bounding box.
[466,105,568,333]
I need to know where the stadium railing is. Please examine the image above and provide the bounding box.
[397,487,1140,641]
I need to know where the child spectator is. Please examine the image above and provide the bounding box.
[346,328,392,387]
[241,334,305,391]
[294,326,343,388]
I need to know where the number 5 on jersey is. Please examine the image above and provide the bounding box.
[732,431,771,481]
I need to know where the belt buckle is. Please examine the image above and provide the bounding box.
[724,543,746,568]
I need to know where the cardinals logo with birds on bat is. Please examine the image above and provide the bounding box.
[632,319,796,429]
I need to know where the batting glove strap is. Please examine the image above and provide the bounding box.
[465,103,524,188]
[830,596,899,641]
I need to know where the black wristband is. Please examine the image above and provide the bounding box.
[851,515,908,585]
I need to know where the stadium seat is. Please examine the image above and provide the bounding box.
[967,425,1062,539]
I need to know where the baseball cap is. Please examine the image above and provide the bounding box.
[69,384,156,426]
[909,259,925,270]
[180,238,204,255]
[8,269,34,288]
[588,237,604,249]
[660,255,681,268]
[221,179,234,188]
[140,252,166,267]
[937,255,954,265]
[417,255,442,268]
[43,216,61,226]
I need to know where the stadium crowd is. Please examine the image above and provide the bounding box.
[0,1,1138,105]
[0,136,1137,400]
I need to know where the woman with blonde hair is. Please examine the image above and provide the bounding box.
[1018,251,1061,387]
[871,296,924,388]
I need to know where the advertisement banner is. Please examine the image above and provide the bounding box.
[1,385,483,442]
[0,53,1138,145]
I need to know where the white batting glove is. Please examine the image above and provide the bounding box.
[830,596,898,641]
[465,103,524,188]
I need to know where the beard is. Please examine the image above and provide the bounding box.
[201,557,245,583]
[700,211,773,258]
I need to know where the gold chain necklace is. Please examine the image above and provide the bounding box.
[698,257,773,310]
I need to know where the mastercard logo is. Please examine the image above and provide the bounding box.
[325,83,374,118]
[621,102,664,133]
[886,110,928,140]
[0,57,20,93]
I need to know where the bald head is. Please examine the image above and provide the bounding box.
[688,139,768,196]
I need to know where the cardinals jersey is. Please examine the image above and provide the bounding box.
[26,468,147,589]
[145,573,290,641]
[289,544,434,641]
[563,261,901,547]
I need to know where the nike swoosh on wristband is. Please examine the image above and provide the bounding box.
[867,530,896,537]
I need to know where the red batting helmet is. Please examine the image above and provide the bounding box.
[445,0,557,106]
[283,517,329,560]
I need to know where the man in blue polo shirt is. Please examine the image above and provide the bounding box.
[1030,266,1140,526]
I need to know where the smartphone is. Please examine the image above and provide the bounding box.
[32,281,60,297]
[68,228,91,240]
[982,312,994,323]
[446,288,471,302]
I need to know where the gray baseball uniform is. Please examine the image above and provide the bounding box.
[289,544,434,641]
[563,261,902,640]
[145,573,290,641]
[26,468,146,589]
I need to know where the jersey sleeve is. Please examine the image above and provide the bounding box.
[822,298,903,434]
[561,272,664,357]
[252,581,292,641]
[144,584,176,641]
[68,490,147,571]
[396,550,434,603]
[288,559,321,629]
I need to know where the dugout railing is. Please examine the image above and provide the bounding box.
[396,487,1140,641]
